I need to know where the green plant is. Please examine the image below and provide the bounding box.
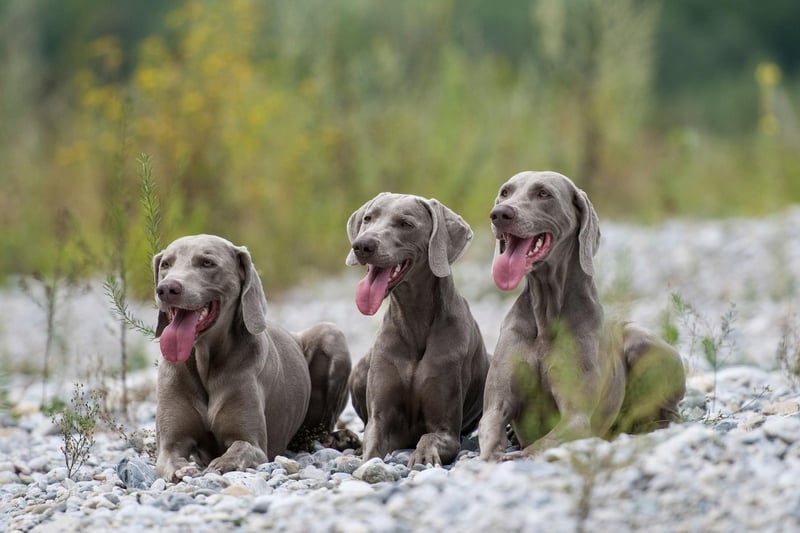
[98,406,157,458]
[777,315,800,389]
[103,150,162,412]
[565,441,637,533]
[671,293,738,419]
[19,211,93,405]
[48,383,102,479]
[105,277,156,338]
[103,103,134,415]
[0,370,10,414]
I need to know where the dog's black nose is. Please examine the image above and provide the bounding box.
[352,236,379,258]
[490,205,516,226]
[156,279,183,300]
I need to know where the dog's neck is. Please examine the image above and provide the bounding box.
[523,241,602,338]
[191,308,252,379]
[385,267,456,352]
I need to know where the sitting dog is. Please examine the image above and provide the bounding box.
[346,193,490,466]
[153,234,352,481]
[478,171,686,460]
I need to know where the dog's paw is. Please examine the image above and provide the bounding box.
[501,451,525,462]
[479,450,505,462]
[207,440,268,474]
[407,447,442,468]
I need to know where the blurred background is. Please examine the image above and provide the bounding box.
[1,0,799,296]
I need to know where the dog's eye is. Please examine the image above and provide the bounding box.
[201,259,216,268]
[537,189,551,199]
[363,215,372,223]
[160,260,170,269]
[400,220,414,229]
[499,188,509,198]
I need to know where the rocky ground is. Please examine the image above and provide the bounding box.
[2,208,800,532]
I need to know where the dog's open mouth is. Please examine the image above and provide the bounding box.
[159,301,220,363]
[493,232,552,291]
[355,259,412,316]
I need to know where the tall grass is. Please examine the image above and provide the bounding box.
[1,0,798,295]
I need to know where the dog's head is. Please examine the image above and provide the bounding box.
[489,171,600,290]
[345,193,473,315]
[152,234,268,363]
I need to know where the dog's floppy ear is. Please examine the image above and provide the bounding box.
[573,186,600,276]
[236,246,268,335]
[424,198,473,278]
[345,192,389,266]
[152,251,170,338]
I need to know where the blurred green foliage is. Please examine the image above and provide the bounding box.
[1,0,798,295]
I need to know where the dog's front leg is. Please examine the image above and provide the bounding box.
[156,437,203,482]
[205,384,269,474]
[156,376,209,481]
[520,344,602,456]
[362,405,407,461]
[478,364,517,462]
[407,377,465,467]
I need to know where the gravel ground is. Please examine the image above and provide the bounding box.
[2,208,800,532]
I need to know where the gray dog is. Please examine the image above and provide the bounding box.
[478,171,686,460]
[153,234,351,481]
[346,193,489,466]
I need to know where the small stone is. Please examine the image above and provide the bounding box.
[222,485,253,497]
[393,464,411,479]
[0,471,19,484]
[202,472,230,488]
[274,455,301,475]
[116,457,158,490]
[92,473,106,481]
[267,474,289,488]
[256,462,280,475]
[333,456,362,474]
[252,495,272,513]
[269,468,287,478]
[156,492,195,512]
[763,400,800,416]
[293,452,315,467]
[14,462,31,476]
[763,416,800,444]
[411,466,448,484]
[337,479,375,497]
[353,458,400,484]
[738,412,766,430]
[86,496,117,510]
[312,448,342,467]
[714,420,737,433]
[299,465,329,481]
[150,478,167,492]
[384,449,413,465]
[28,456,50,472]
[47,468,68,483]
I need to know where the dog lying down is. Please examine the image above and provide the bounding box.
[478,171,686,460]
[153,234,353,481]
[346,193,490,467]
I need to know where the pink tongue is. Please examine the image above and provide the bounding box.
[159,308,202,363]
[356,266,392,316]
[492,236,535,290]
